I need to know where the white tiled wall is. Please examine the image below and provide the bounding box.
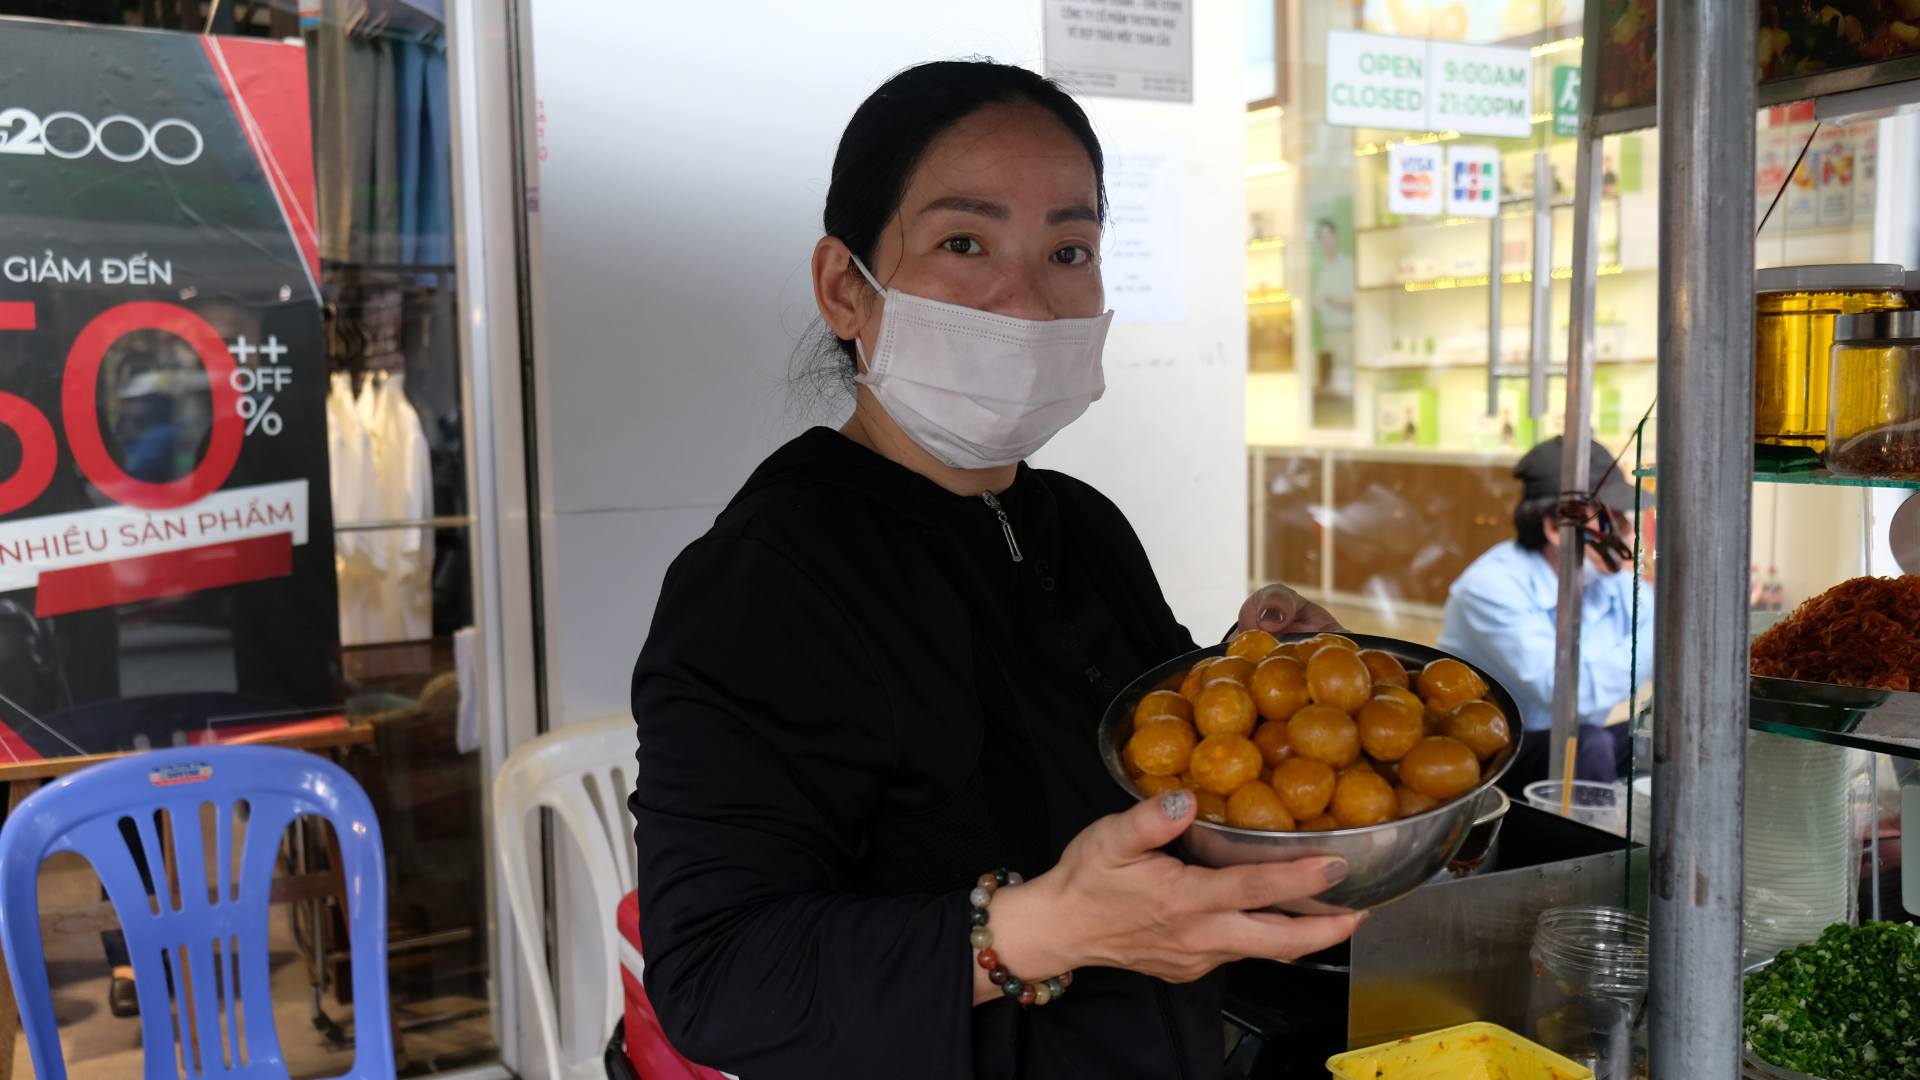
[528,0,1250,721]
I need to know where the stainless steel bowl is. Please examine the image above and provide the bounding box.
[1435,784,1509,882]
[1100,633,1519,913]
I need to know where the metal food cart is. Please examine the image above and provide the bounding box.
[1544,2,1920,1074]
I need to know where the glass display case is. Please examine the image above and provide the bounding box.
[1246,1,1655,633]
[0,4,502,1076]
[1247,1,1908,641]
[1236,2,1920,1073]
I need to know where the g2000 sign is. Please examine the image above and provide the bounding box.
[0,108,204,165]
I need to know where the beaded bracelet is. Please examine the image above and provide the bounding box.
[968,868,1074,1006]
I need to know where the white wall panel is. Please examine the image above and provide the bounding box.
[1027,1,1249,636]
[550,507,720,719]
[527,0,1247,719]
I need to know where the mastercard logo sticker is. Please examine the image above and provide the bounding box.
[1399,173,1434,199]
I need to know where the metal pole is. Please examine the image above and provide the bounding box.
[1251,447,1266,590]
[1549,132,1606,787]
[1653,2,1755,1079]
[1529,150,1553,419]
[1319,450,1335,596]
[1488,210,1504,416]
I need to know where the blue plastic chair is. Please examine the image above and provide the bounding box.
[0,745,394,1080]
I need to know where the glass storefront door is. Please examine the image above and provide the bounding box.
[1246,1,1656,642]
[1246,0,1905,644]
[0,2,500,1075]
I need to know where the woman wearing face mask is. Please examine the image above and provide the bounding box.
[630,61,1360,1080]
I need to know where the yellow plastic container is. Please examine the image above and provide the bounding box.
[1754,263,1907,453]
[1327,1021,1595,1080]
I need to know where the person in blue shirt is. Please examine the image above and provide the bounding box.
[1438,437,1654,793]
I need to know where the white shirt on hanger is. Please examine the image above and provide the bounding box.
[330,369,434,645]
[372,371,434,642]
[327,371,382,646]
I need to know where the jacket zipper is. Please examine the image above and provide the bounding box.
[1152,980,1195,1080]
[979,491,1024,563]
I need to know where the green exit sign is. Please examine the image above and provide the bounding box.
[1553,66,1581,138]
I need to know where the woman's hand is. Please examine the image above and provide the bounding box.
[1237,584,1342,636]
[972,790,1366,1003]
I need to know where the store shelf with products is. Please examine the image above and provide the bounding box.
[1633,465,1920,491]
[1244,20,1666,454]
[1366,264,1638,294]
[1332,129,1661,459]
[1356,203,1620,281]
[1747,637,1920,763]
[1356,301,1655,374]
[1596,62,1920,140]
[1350,295,1657,454]
[1625,415,1920,762]
[1615,98,1878,267]
[1255,32,1920,1058]
[1355,194,1641,289]
[1366,347,1654,373]
[1750,716,1920,763]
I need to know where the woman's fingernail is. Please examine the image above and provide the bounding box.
[1323,860,1349,884]
[1259,607,1282,624]
[1160,789,1191,822]
[1355,910,1371,926]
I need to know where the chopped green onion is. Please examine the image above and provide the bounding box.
[1744,923,1920,1080]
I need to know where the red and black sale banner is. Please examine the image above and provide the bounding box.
[0,19,336,758]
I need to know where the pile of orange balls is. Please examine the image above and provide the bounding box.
[1121,631,1511,832]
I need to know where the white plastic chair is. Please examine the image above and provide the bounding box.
[494,714,638,1080]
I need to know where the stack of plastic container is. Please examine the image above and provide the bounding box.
[1743,729,1855,962]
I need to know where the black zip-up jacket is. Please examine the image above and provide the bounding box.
[629,427,1218,1079]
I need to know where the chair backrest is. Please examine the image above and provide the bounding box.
[615,890,734,1080]
[0,745,391,1080]
[492,714,637,1080]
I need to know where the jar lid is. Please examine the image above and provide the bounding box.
[1833,310,1920,342]
[1908,269,1920,293]
[1755,263,1907,293]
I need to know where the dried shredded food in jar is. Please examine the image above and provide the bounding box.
[1829,441,1920,478]
[1750,575,1920,690]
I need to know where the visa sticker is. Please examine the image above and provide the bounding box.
[150,762,213,787]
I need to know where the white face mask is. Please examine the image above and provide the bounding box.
[848,256,1111,470]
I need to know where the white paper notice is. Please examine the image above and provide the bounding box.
[1103,137,1186,324]
[1387,142,1443,216]
[1043,0,1192,103]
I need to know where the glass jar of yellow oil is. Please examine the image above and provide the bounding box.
[1755,263,1907,453]
[1827,310,1920,478]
